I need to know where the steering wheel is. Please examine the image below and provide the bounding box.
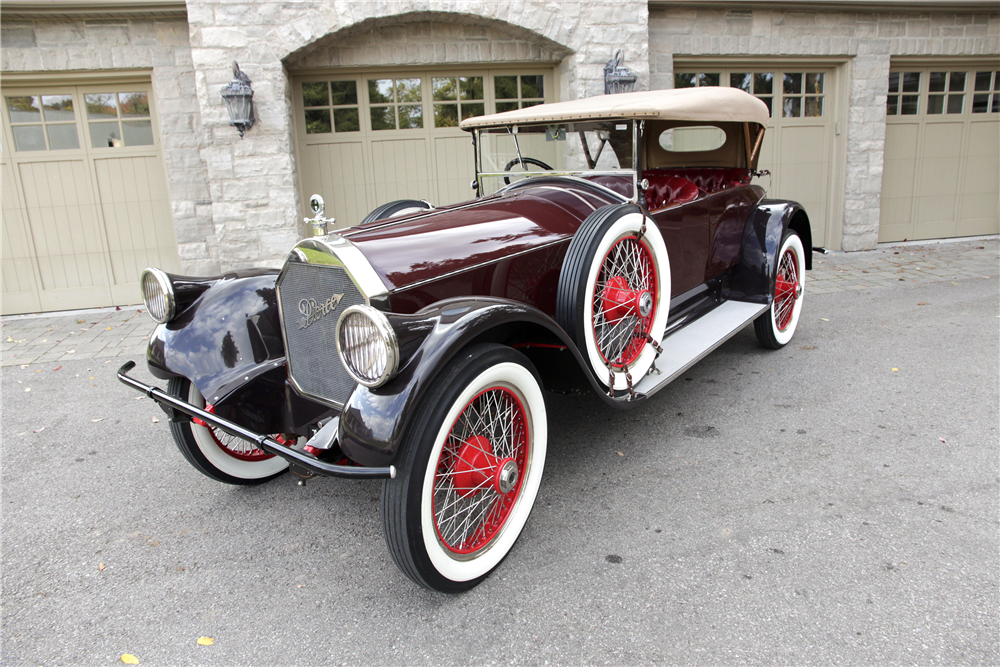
[503,157,553,185]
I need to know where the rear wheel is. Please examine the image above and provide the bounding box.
[754,230,806,349]
[382,344,547,593]
[166,377,288,485]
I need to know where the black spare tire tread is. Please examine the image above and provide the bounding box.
[360,199,431,224]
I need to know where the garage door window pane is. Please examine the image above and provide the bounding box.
[122,120,153,146]
[305,109,332,134]
[520,75,544,99]
[85,93,117,120]
[434,104,459,127]
[433,78,458,101]
[889,72,921,115]
[330,81,357,106]
[119,92,149,117]
[461,103,484,121]
[12,125,46,151]
[674,73,696,89]
[972,71,998,113]
[396,79,422,103]
[495,76,518,99]
[461,77,483,101]
[46,123,80,150]
[42,95,75,121]
[90,121,123,148]
[731,73,751,93]
[333,108,359,132]
[398,105,423,129]
[369,80,393,104]
[7,96,41,123]
[303,82,329,107]
[370,106,394,130]
[496,101,518,113]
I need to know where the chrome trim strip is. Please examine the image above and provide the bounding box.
[391,236,569,294]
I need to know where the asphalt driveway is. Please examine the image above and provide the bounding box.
[2,250,998,666]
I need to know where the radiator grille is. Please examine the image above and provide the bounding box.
[277,262,365,406]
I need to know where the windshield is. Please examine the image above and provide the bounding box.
[475,120,637,197]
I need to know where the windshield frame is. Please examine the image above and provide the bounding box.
[473,119,642,200]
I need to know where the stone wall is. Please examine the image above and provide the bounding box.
[649,6,1000,251]
[0,17,216,273]
[186,0,648,270]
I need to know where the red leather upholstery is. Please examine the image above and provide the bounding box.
[656,167,752,194]
[642,173,699,210]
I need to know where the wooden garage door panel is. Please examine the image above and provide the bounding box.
[370,138,432,205]
[959,121,1000,234]
[433,136,476,206]
[1,159,42,313]
[879,124,919,242]
[299,142,369,230]
[914,123,964,238]
[94,155,179,302]
[18,160,111,305]
[776,124,829,242]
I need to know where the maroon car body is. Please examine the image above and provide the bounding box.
[120,87,812,592]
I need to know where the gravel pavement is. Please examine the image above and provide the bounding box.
[2,238,998,666]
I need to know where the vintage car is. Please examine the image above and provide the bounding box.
[119,87,811,593]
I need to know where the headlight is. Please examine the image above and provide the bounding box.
[336,305,399,388]
[140,268,175,324]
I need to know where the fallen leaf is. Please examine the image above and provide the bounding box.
[820,318,830,321]
[134,397,145,400]
[939,437,947,443]
[891,368,899,372]
[121,655,139,665]
[152,417,160,424]
[197,637,214,646]
[917,302,927,306]
[24,388,31,392]
[32,427,44,433]
[106,327,113,331]
[68,350,76,354]
[616,451,624,457]
[35,369,41,372]
[53,366,62,371]
[99,563,105,571]
[91,418,105,423]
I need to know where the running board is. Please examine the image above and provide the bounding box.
[633,300,769,399]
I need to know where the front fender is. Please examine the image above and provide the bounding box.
[338,297,597,467]
[147,269,285,405]
[725,199,811,304]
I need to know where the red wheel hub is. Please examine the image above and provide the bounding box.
[451,435,520,498]
[601,276,651,324]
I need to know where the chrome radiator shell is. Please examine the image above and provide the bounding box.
[276,236,390,408]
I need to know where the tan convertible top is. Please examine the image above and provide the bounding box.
[460,87,770,130]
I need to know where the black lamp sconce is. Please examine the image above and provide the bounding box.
[221,61,255,138]
[604,50,638,94]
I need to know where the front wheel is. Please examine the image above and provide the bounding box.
[754,230,806,349]
[166,377,288,485]
[382,344,547,593]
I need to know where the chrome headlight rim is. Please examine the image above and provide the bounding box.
[335,305,399,389]
[140,267,175,324]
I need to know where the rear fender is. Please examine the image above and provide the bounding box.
[724,200,811,304]
[338,297,624,467]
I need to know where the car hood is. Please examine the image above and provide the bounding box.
[340,185,620,292]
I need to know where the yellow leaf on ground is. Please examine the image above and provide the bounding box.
[98,563,105,571]
[121,654,139,664]
[891,368,899,372]
[197,637,214,646]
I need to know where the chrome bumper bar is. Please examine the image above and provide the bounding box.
[116,361,395,480]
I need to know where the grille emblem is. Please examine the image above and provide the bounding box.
[298,293,345,330]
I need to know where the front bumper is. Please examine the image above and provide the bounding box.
[117,361,395,480]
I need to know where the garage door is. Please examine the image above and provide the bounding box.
[292,68,553,229]
[674,65,840,249]
[1,80,179,315]
[881,66,1000,242]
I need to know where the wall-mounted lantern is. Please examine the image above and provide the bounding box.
[220,61,255,138]
[604,50,637,95]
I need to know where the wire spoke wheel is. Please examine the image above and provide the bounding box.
[754,230,806,349]
[592,236,657,368]
[433,386,528,556]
